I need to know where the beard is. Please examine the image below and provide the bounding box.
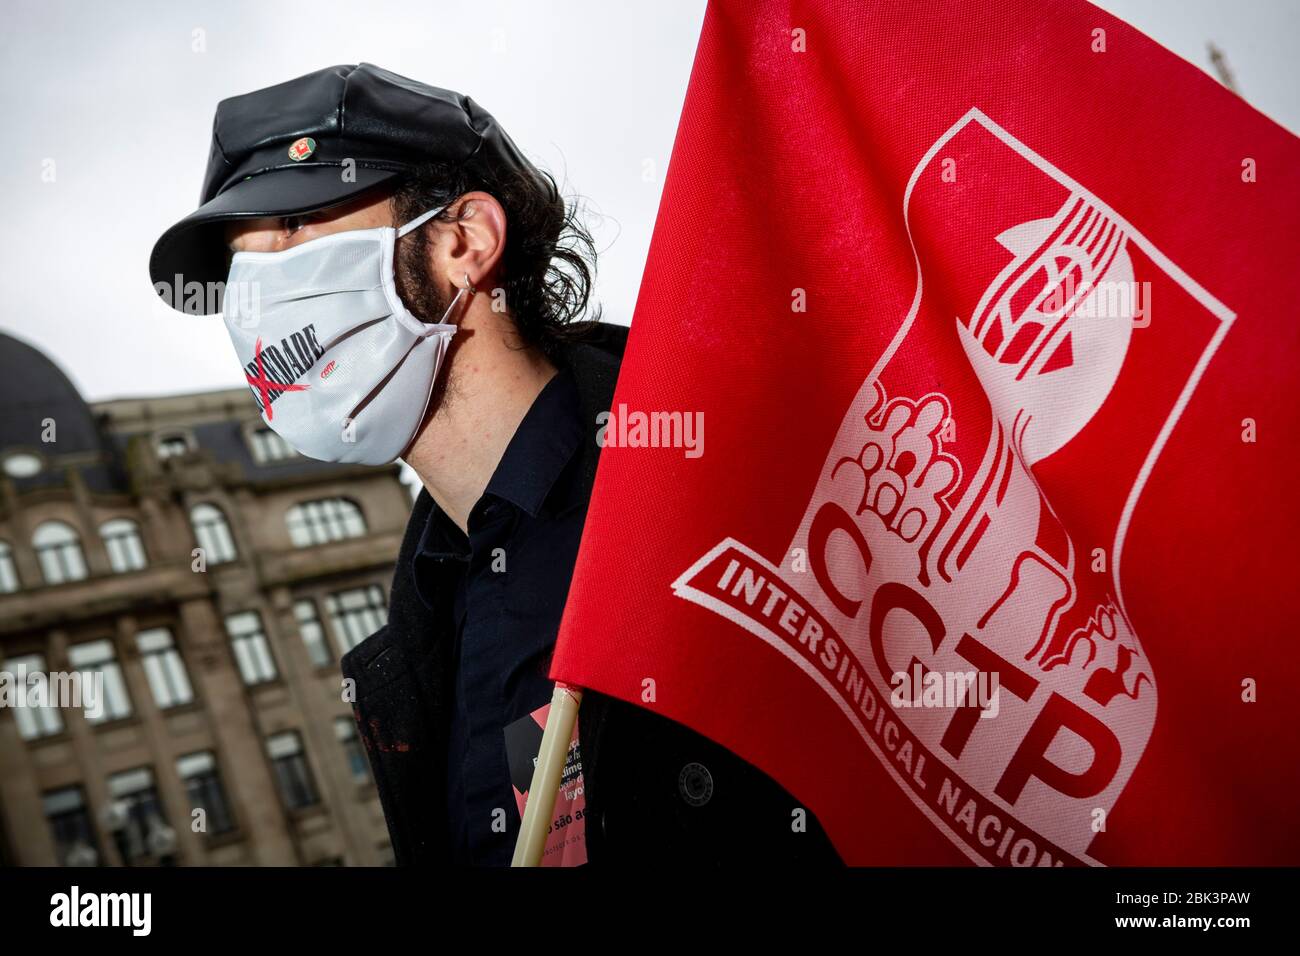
[394,229,449,325]
[394,230,465,426]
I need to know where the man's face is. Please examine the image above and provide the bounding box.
[224,190,394,255]
[223,188,460,425]
[223,189,452,327]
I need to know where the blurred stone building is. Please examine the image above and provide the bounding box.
[0,331,411,866]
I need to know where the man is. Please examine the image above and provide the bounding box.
[150,63,841,865]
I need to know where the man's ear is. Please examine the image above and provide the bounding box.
[437,191,506,291]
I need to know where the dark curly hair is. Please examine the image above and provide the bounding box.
[390,160,600,357]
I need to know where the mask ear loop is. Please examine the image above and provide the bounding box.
[417,272,476,337]
[394,203,475,336]
[350,272,477,425]
[396,203,448,238]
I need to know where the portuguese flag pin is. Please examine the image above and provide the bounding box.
[287,137,316,161]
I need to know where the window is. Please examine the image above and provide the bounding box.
[294,599,331,667]
[67,639,132,723]
[324,585,387,655]
[2,452,42,479]
[335,716,370,783]
[267,731,319,810]
[249,427,295,464]
[136,628,193,709]
[286,498,366,547]
[6,653,64,740]
[33,520,87,584]
[190,503,237,564]
[156,434,192,459]
[106,767,169,863]
[100,518,148,573]
[225,612,278,685]
[0,540,19,593]
[43,786,99,867]
[177,751,236,836]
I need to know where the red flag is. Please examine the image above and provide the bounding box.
[552,0,1300,865]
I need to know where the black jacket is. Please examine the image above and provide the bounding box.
[341,324,842,865]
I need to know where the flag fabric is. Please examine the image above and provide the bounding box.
[550,0,1300,865]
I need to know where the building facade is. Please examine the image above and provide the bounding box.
[0,332,412,866]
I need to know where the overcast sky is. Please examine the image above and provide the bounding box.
[1,0,1295,402]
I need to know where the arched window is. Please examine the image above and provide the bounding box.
[2,452,42,479]
[7,654,62,738]
[248,427,295,464]
[225,612,278,685]
[68,639,132,723]
[136,628,193,708]
[190,503,237,564]
[100,518,148,573]
[0,540,19,593]
[32,521,87,585]
[325,585,388,655]
[286,498,367,548]
[156,433,193,459]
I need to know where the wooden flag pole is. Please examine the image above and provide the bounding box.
[511,681,583,867]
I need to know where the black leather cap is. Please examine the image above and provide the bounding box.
[150,62,545,315]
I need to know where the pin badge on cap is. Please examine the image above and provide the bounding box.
[287,137,316,161]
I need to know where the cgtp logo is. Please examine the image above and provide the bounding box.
[674,110,1233,866]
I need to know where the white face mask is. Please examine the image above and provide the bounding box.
[221,205,469,465]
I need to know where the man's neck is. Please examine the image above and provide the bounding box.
[403,310,557,533]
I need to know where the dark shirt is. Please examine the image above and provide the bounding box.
[411,366,586,866]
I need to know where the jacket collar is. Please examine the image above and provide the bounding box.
[389,325,627,653]
[409,366,585,609]
[481,366,583,519]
